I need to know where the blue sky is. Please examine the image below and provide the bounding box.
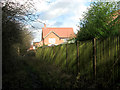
[2,0,91,42]
[27,0,91,42]
[2,0,120,43]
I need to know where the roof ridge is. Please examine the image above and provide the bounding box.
[42,27,75,38]
[44,31,60,39]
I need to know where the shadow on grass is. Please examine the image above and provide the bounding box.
[3,55,75,89]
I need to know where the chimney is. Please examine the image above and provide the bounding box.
[44,23,46,28]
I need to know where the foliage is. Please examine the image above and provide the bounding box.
[77,2,119,41]
[2,1,33,57]
[2,1,33,86]
[3,55,74,89]
[26,50,36,56]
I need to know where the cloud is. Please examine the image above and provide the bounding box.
[53,21,63,26]
[4,0,91,42]
[38,0,90,22]
[39,8,69,20]
[32,0,90,40]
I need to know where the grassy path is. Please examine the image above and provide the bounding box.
[24,56,74,88]
[3,56,74,89]
[3,56,42,89]
[3,55,120,89]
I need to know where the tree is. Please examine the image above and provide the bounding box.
[2,1,33,58]
[77,2,119,41]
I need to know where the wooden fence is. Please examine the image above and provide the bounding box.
[36,36,120,84]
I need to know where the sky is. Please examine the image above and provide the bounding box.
[2,0,119,43]
[28,0,91,42]
[7,0,91,42]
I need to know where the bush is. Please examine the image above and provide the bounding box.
[26,50,36,56]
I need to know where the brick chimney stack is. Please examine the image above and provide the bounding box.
[44,23,46,28]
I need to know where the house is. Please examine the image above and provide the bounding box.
[33,42,40,48]
[28,42,39,51]
[40,24,75,46]
[27,45,34,51]
[111,9,120,23]
[109,9,120,32]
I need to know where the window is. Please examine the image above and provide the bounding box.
[62,38,69,42]
[49,38,56,44]
[63,39,67,42]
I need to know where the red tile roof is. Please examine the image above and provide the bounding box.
[42,27,75,38]
[33,42,39,46]
[112,9,120,20]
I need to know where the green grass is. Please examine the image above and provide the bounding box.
[3,55,75,89]
[25,57,75,88]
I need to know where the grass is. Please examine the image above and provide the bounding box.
[3,54,75,89]
[24,56,75,88]
[3,36,120,89]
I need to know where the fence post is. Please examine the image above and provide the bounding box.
[77,41,80,73]
[99,40,101,60]
[109,37,111,61]
[117,36,119,55]
[93,38,97,80]
[66,43,68,69]
[118,35,120,78]
[103,39,104,56]
[116,36,119,81]
[17,46,20,56]
[52,46,55,60]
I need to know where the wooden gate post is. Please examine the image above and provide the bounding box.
[93,38,97,80]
